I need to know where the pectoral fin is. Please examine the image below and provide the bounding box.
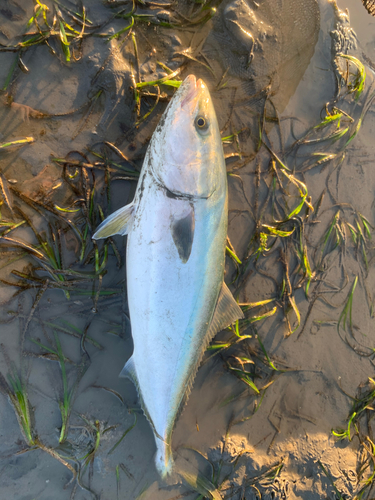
[171,205,195,263]
[92,201,135,239]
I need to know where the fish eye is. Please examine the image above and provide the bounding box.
[196,117,205,127]
[195,115,209,133]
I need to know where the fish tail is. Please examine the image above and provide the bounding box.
[154,437,174,479]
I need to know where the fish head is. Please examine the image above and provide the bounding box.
[149,75,226,199]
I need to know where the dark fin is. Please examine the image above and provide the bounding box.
[171,205,195,263]
[92,202,135,240]
[174,281,244,423]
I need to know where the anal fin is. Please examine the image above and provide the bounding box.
[120,356,160,442]
[119,355,137,383]
[92,201,135,239]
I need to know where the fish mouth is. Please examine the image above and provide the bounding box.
[180,75,205,108]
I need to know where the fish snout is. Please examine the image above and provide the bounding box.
[180,75,208,111]
[180,75,198,108]
[196,78,206,92]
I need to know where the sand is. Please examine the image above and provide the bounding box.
[0,0,375,499]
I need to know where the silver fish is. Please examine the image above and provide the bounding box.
[93,75,244,478]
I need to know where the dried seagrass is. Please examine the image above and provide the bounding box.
[362,0,375,16]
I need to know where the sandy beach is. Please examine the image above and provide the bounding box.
[1,0,375,499]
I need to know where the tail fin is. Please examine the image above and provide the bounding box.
[154,435,174,479]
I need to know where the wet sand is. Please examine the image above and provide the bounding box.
[0,1,375,499]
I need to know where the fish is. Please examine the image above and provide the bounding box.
[93,74,244,478]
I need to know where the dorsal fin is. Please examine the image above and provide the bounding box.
[208,281,244,335]
[92,201,135,239]
[175,281,244,419]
